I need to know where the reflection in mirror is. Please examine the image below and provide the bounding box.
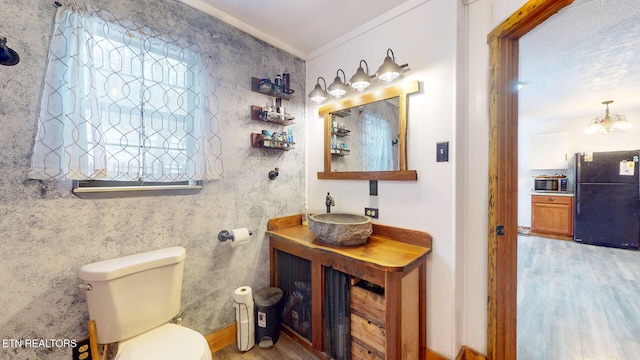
[317,80,419,181]
[330,99,399,172]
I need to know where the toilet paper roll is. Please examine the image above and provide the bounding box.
[233,286,253,304]
[233,286,254,351]
[230,228,251,247]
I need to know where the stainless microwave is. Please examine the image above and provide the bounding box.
[534,177,568,192]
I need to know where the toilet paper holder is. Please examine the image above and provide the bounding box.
[218,229,254,242]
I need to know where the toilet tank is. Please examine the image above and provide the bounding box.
[78,246,186,344]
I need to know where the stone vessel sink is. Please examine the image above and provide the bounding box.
[308,213,373,246]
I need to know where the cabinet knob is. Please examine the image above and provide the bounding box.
[548,197,555,201]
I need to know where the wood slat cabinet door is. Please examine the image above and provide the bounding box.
[352,339,384,360]
[350,281,386,359]
[531,195,574,239]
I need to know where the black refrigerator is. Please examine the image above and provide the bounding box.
[574,150,640,249]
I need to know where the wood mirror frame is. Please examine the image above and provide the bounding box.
[316,80,419,181]
[487,0,573,359]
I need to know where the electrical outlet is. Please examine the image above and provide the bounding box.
[72,338,93,360]
[365,207,379,219]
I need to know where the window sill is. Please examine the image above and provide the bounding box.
[72,180,203,199]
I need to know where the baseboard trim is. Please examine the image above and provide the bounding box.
[205,322,236,354]
[529,231,572,241]
[205,323,480,360]
[455,346,488,360]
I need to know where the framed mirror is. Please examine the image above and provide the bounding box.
[317,80,419,180]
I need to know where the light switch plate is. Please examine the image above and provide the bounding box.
[437,141,449,162]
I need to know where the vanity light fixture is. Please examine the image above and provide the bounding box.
[349,60,372,92]
[308,76,328,104]
[328,69,348,99]
[0,36,20,66]
[584,100,631,134]
[375,48,408,83]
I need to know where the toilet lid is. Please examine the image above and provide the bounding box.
[115,323,211,360]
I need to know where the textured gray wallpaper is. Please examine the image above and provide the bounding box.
[0,1,305,359]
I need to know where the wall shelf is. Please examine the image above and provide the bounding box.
[249,75,296,152]
[331,148,350,156]
[251,133,295,151]
[333,127,350,137]
[251,105,295,125]
[251,77,294,100]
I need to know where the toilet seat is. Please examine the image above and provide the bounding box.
[115,323,212,360]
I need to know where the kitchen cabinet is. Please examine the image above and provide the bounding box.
[531,194,574,239]
[267,214,432,360]
[529,132,569,170]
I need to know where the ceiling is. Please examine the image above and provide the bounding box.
[180,0,413,58]
[180,0,639,123]
[519,0,640,122]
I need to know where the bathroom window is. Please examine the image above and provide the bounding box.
[29,3,223,196]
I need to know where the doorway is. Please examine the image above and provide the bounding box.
[515,0,640,357]
[486,1,574,359]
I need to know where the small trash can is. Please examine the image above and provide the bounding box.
[254,287,284,349]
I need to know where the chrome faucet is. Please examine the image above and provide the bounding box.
[325,192,335,213]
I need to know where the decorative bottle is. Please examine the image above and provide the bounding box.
[302,204,309,226]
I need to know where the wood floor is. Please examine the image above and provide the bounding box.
[214,333,317,359]
[518,235,640,359]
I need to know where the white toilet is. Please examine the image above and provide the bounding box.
[78,246,212,360]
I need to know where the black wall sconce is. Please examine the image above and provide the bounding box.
[0,36,20,66]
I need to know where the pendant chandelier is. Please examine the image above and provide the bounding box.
[584,100,631,134]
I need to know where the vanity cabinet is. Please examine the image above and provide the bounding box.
[530,194,574,239]
[267,214,432,360]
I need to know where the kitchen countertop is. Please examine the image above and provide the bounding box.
[530,192,574,197]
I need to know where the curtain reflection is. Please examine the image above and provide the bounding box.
[362,110,393,171]
[331,99,399,172]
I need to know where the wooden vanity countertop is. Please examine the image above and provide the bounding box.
[267,214,432,273]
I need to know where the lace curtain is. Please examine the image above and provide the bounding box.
[29,1,223,182]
